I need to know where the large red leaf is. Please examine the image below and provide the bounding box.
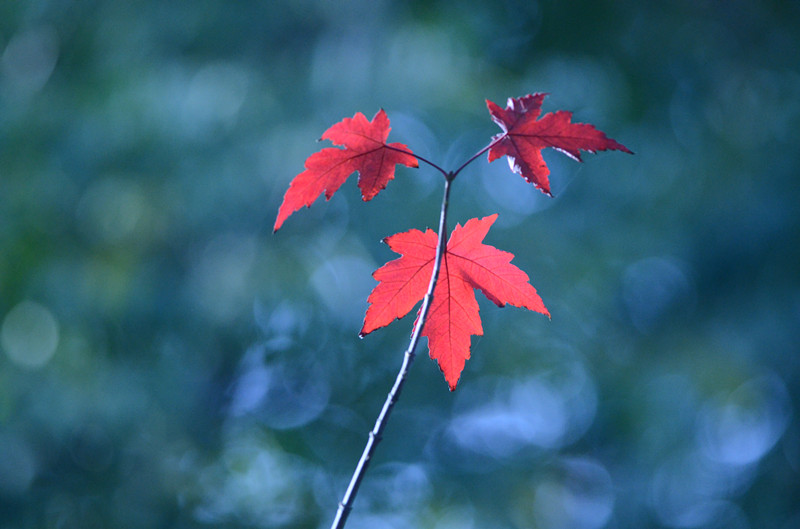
[487,93,632,196]
[274,110,418,231]
[361,214,549,390]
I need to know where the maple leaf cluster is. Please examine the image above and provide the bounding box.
[274,94,630,389]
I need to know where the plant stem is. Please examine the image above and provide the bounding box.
[450,138,499,179]
[385,139,500,180]
[384,144,449,178]
[329,173,453,529]
[329,134,483,528]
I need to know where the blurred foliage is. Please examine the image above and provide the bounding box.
[2,1,799,528]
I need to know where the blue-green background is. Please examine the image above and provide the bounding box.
[2,1,799,528]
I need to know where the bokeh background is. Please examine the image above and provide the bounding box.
[2,1,799,528]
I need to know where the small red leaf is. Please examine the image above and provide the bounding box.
[361,214,549,390]
[274,110,418,231]
[487,93,632,196]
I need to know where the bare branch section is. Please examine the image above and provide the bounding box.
[329,175,453,529]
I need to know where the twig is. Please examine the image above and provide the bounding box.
[329,172,454,529]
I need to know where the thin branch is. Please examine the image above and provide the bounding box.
[330,173,453,529]
[383,144,449,178]
[385,129,502,182]
[450,137,501,180]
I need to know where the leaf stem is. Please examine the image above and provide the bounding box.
[330,174,453,529]
[385,132,501,182]
[450,137,500,180]
[384,144,449,179]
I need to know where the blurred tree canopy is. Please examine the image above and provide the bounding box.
[1,1,799,528]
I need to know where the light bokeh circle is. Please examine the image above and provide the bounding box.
[1,301,59,369]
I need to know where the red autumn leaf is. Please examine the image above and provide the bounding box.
[361,214,549,390]
[274,109,418,231]
[487,93,632,196]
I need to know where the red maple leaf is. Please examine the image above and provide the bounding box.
[274,110,418,231]
[487,93,632,196]
[361,214,549,390]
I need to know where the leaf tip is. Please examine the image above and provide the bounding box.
[444,372,460,391]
